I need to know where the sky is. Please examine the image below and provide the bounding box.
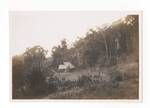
[10,11,129,56]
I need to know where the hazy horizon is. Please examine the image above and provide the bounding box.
[10,11,130,56]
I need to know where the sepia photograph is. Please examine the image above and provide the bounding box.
[10,11,141,99]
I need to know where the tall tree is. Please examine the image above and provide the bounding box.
[23,45,48,95]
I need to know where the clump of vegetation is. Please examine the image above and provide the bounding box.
[12,46,56,99]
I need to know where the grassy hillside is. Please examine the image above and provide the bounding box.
[43,61,138,99]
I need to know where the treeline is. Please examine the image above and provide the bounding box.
[52,15,139,68]
[12,15,139,98]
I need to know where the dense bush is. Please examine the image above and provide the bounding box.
[51,15,139,68]
[12,55,24,99]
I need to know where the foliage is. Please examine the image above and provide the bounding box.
[12,55,24,98]
[12,15,139,99]
[51,39,69,68]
